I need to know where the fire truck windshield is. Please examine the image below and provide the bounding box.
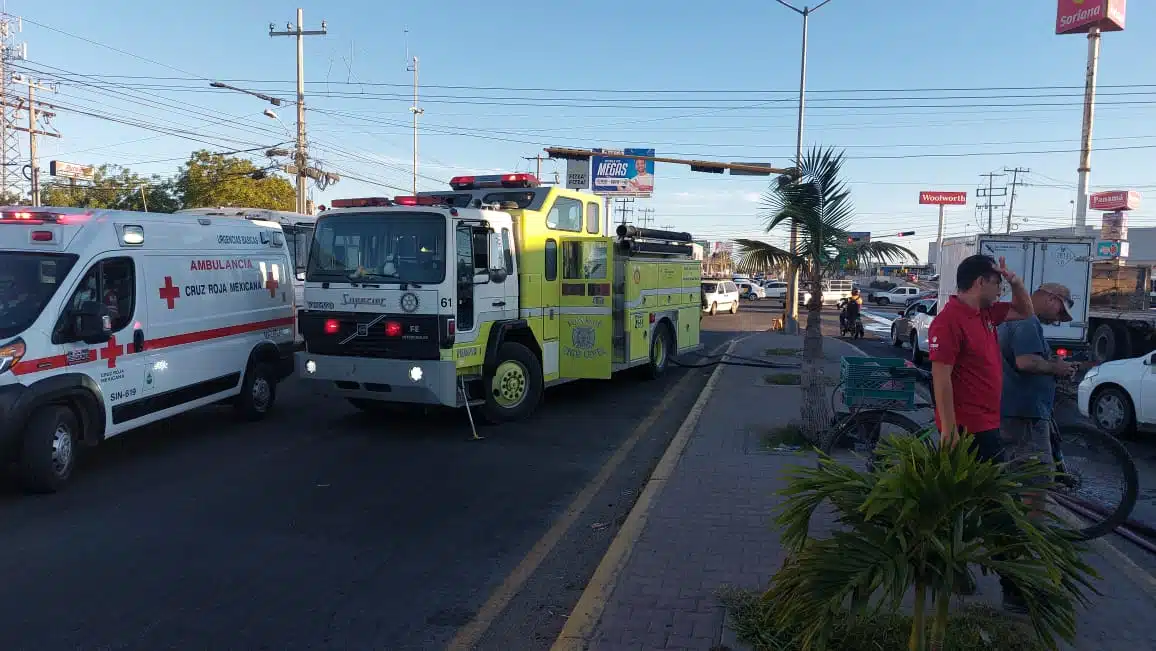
[306,212,447,285]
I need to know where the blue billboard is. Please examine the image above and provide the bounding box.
[591,148,655,197]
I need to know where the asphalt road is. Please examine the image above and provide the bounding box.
[0,308,775,651]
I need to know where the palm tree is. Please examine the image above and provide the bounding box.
[766,435,1097,651]
[736,147,915,441]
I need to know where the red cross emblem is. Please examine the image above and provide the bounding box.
[159,276,180,309]
[100,335,123,369]
[265,271,280,298]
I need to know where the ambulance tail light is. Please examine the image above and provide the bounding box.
[30,230,54,242]
[1056,347,1070,358]
[324,319,341,335]
[0,338,26,376]
[384,321,403,337]
[331,197,394,208]
[393,195,447,206]
[448,173,539,190]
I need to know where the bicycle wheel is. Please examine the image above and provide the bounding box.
[1048,423,1139,540]
[823,409,925,472]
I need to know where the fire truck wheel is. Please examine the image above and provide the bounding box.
[19,405,79,493]
[644,323,674,380]
[235,362,278,422]
[481,342,543,424]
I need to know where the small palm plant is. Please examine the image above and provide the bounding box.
[764,434,1097,651]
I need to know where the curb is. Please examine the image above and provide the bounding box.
[549,338,740,651]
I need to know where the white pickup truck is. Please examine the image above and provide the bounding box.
[870,285,921,306]
[800,278,854,305]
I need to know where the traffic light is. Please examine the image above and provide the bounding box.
[897,231,915,237]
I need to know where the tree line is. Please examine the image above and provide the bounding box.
[4,150,296,213]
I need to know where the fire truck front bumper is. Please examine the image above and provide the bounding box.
[296,353,460,407]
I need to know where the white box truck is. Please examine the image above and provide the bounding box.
[937,234,1155,362]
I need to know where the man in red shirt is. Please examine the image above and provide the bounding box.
[929,254,1033,454]
[928,253,1034,613]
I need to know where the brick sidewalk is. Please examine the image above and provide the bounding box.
[578,332,1156,651]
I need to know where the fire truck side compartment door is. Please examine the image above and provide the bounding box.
[558,237,613,379]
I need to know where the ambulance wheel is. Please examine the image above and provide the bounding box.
[18,405,78,493]
[644,323,674,380]
[481,342,543,424]
[235,362,277,421]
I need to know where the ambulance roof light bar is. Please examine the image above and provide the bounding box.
[330,197,394,208]
[0,210,67,225]
[393,195,451,206]
[448,173,539,191]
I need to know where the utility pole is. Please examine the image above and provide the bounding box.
[637,207,655,228]
[775,0,833,335]
[269,9,326,215]
[1074,25,1101,230]
[13,75,53,207]
[976,172,1007,234]
[1004,167,1030,233]
[614,197,635,226]
[407,55,423,195]
[522,154,547,179]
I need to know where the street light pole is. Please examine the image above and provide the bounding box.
[776,0,831,335]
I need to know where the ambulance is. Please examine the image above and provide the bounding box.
[0,206,296,491]
[297,173,702,424]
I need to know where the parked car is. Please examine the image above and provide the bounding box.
[702,280,740,315]
[736,281,766,300]
[1078,352,1152,437]
[872,285,921,305]
[890,298,937,363]
[761,280,788,299]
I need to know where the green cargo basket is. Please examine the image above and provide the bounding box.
[840,357,916,410]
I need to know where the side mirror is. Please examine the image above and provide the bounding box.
[76,300,112,344]
[486,232,507,284]
[296,271,305,282]
[1147,353,1156,366]
[916,304,928,314]
[897,309,906,315]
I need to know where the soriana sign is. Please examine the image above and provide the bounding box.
[918,191,967,206]
[1089,190,1140,212]
[1056,0,1126,35]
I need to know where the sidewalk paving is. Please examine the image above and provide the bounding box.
[571,331,1156,651]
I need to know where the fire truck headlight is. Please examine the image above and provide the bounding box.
[409,366,423,382]
[305,359,317,374]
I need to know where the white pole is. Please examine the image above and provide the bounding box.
[1074,25,1101,230]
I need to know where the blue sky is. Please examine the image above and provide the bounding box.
[13,1,1156,262]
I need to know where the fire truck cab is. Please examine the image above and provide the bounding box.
[297,173,702,423]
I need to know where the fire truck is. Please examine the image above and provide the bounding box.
[297,173,702,424]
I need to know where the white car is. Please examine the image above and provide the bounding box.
[736,281,766,300]
[761,280,788,299]
[1078,352,1154,437]
[872,285,921,305]
[889,299,936,363]
[702,280,740,315]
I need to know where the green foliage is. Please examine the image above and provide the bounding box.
[721,587,1046,651]
[40,164,179,213]
[764,434,1097,651]
[176,150,294,211]
[735,147,917,281]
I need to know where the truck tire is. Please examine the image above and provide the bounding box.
[481,342,543,424]
[877,297,890,305]
[19,405,79,493]
[235,362,277,421]
[1092,323,1132,363]
[644,323,674,380]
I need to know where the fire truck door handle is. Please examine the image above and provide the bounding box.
[549,308,556,319]
[491,301,506,307]
[133,329,145,354]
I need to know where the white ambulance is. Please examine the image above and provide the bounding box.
[0,206,296,492]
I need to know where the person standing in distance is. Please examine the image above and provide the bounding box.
[928,254,1034,455]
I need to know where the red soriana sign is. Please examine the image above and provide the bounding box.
[1089,190,1141,212]
[1056,0,1126,35]
[918,191,967,206]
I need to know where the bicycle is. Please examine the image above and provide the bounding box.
[825,357,1139,541]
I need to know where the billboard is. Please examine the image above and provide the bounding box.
[918,191,967,205]
[49,160,95,182]
[1089,189,1140,212]
[591,148,654,197]
[1056,0,1126,35]
[566,159,589,190]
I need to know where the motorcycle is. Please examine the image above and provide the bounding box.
[837,298,865,339]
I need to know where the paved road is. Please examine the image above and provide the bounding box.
[0,313,763,651]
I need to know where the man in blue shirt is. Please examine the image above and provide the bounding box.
[996,282,1076,613]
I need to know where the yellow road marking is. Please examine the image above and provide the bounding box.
[444,339,733,650]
